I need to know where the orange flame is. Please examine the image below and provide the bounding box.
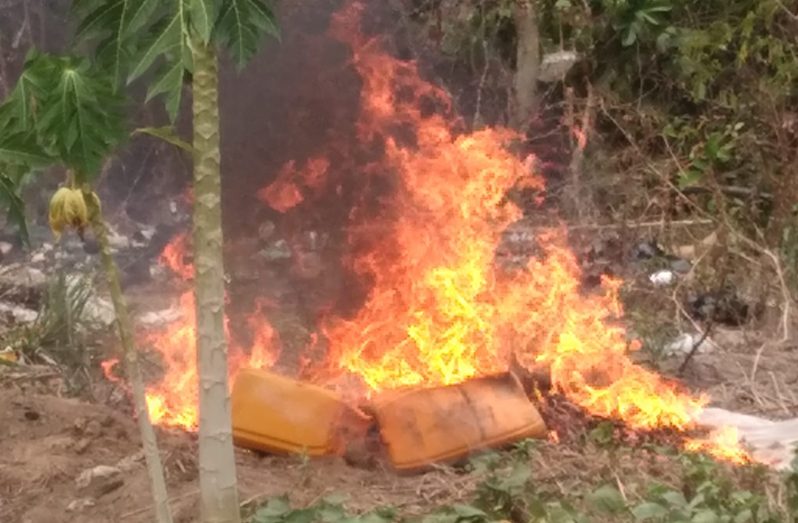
[159,233,194,279]
[131,237,280,430]
[685,426,751,465]
[257,157,330,213]
[313,1,743,462]
[107,0,750,464]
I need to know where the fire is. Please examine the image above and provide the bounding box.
[297,1,743,461]
[159,233,194,279]
[257,157,330,213]
[138,247,280,430]
[685,426,751,465]
[111,0,749,464]
[143,290,199,429]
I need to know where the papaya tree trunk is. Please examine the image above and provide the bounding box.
[191,40,241,523]
[88,195,173,523]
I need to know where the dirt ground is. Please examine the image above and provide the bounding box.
[1,325,794,523]
[0,383,485,523]
[1,229,796,522]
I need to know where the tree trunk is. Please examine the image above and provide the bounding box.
[191,41,241,523]
[87,193,173,523]
[511,0,540,131]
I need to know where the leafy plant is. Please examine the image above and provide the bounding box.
[249,495,396,523]
[604,0,673,47]
[629,454,777,522]
[4,272,98,391]
[0,50,126,182]
[72,0,278,121]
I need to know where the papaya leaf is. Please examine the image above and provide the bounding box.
[72,0,161,88]
[132,126,193,153]
[0,132,50,166]
[214,0,279,68]
[0,172,30,246]
[127,3,192,122]
[25,54,127,181]
[189,0,222,44]
[127,8,188,83]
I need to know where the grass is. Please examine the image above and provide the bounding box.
[4,271,100,392]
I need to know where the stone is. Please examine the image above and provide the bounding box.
[75,465,123,497]
[260,239,292,261]
[649,269,675,287]
[67,498,96,512]
[669,258,692,274]
[0,302,39,323]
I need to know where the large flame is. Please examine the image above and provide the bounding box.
[271,2,744,461]
[114,0,749,463]
[136,245,280,430]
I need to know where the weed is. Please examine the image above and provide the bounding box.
[248,495,396,523]
[5,271,98,392]
[247,446,795,523]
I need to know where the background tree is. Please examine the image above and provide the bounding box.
[70,1,279,521]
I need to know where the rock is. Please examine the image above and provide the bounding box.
[0,241,13,255]
[107,227,130,250]
[669,258,692,274]
[258,221,276,242]
[132,227,156,247]
[84,419,103,437]
[75,465,124,497]
[0,302,39,323]
[539,50,579,83]
[67,498,96,512]
[30,252,46,264]
[0,266,47,288]
[260,239,292,261]
[84,297,116,326]
[663,333,706,356]
[139,307,182,327]
[73,438,92,455]
[632,241,665,260]
[115,451,144,472]
[649,269,675,287]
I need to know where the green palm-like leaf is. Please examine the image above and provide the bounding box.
[214,0,279,68]
[132,126,193,153]
[190,0,223,44]
[0,171,31,246]
[26,54,127,181]
[0,132,50,166]
[128,2,193,122]
[72,0,161,88]
[0,50,58,134]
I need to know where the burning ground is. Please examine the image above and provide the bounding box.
[107,1,744,461]
[1,0,797,522]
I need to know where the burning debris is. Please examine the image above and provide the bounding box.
[104,0,764,472]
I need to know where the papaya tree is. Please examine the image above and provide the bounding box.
[69,1,279,522]
[0,51,174,522]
